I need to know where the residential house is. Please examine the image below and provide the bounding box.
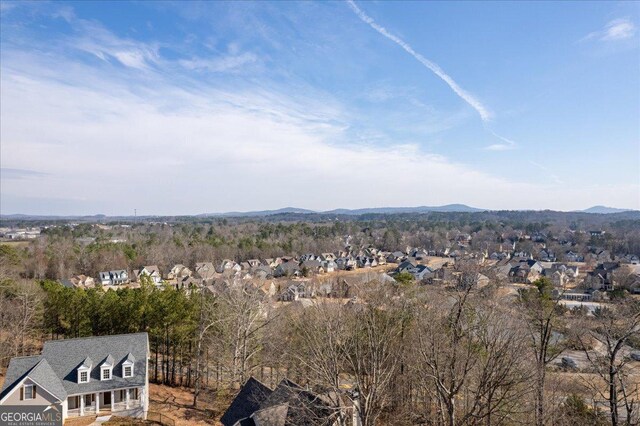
[299,253,317,263]
[247,259,262,268]
[98,270,129,286]
[217,260,241,274]
[172,276,202,291]
[564,251,584,263]
[194,262,216,282]
[508,260,543,283]
[274,261,301,278]
[584,262,620,292]
[319,253,337,262]
[490,252,510,261]
[220,378,336,426]
[251,265,274,280]
[538,249,556,262]
[166,264,192,281]
[386,251,406,263]
[336,257,357,271]
[0,333,149,422]
[589,249,611,263]
[543,265,578,288]
[133,266,162,285]
[322,260,337,273]
[397,264,433,281]
[301,259,325,275]
[278,283,313,301]
[411,248,430,260]
[62,275,96,290]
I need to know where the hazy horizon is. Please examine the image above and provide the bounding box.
[1,1,639,215]
[1,204,638,218]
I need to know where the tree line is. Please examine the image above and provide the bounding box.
[1,255,639,425]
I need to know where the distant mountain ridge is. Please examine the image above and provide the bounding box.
[3,205,638,220]
[580,206,634,214]
[201,204,484,217]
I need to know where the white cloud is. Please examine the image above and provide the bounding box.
[583,18,636,42]
[54,10,160,71]
[1,50,637,215]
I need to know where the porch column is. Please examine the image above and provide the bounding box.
[95,392,100,414]
[80,395,85,417]
[110,390,114,412]
[125,388,130,410]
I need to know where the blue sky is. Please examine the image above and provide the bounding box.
[1,1,638,215]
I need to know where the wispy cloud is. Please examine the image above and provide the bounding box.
[582,18,636,42]
[347,1,519,151]
[1,168,50,179]
[529,161,563,185]
[55,8,160,71]
[484,129,516,151]
[347,0,492,122]
[179,52,259,73]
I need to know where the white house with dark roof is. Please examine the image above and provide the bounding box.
[98,270,129,286]
[0,333,149,422]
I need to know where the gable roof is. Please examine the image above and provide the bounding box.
[251,403,289,426]
[220,377,273,426]
[0,357,67,402]
[39,333,148,397]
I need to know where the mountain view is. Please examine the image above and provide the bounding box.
[0,2,638,426]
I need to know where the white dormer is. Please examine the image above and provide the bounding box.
[122,353,135,378]
[100,355,114,381]
[77,357,92,384]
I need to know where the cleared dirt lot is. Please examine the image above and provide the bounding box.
[148,383,229,426]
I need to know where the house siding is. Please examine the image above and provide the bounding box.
[1,378,59,406]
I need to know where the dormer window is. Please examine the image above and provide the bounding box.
[78,367,90,384]
[78,357,92,384]
[101,367,112,381]
[122,353,135,378]
[100,354,114,381]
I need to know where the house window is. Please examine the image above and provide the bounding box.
[123,365,133,378]
[79,370,89,383]
[101,367,112,380]
[24,384,35,400]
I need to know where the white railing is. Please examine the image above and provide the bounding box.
[66,396,141,417]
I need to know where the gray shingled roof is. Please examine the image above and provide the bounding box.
[0,357,67,402]
[41,333,148,396]
[220,377,272,426]
[1,355,42,400]
[27,359,68,401]
[2,333,149,402]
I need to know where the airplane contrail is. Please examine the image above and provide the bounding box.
[347,0,492,122]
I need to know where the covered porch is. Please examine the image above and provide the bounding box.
[67,387,143,417]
